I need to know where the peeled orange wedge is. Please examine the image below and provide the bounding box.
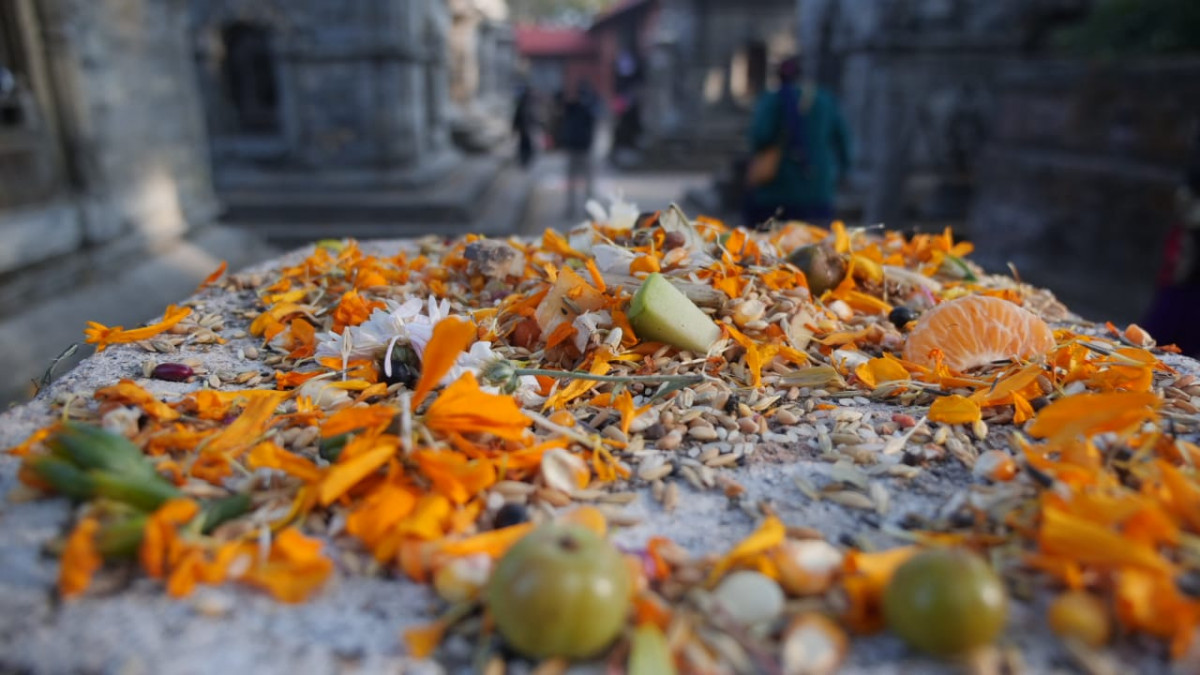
[902,295,1055,371]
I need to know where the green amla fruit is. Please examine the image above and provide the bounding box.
[787,244,847,296]
[883,548,1008,656]
[487,524,632,660]
[628,273,721,354]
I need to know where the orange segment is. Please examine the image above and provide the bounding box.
[902,295,1055,371]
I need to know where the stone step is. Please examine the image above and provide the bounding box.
[218,155,507,227]
[221,160,533,246]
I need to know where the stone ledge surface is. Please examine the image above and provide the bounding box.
[0,243,1191,675]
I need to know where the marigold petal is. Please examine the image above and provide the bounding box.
[708,515,785,584]
[411,317,477,410]
[318,443,396,506]
[928,394,981,425]
[59,517,102,598]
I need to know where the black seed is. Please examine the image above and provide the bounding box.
[724,393,740,414]
[1177,571,1200,598]
[493,503,529,530]
[383,344,420,387]
[641,423,666,440]
[950,508,976,528]
[1030,396,1051,411]
[888,306,919,329]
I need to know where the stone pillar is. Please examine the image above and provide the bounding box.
[423,0,452,157]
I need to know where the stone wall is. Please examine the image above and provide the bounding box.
[0,0,218,316]
[192,0,457,185]
[968,59,1200,322]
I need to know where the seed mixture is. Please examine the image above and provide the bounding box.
[10,199,1200,673]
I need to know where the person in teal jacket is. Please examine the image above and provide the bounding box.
[744,57,851,227]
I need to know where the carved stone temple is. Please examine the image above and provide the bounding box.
[190,0,526,243]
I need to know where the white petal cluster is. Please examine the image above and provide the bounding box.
[314,296,540,402]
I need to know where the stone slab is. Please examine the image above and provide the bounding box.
[0,240,1193,675]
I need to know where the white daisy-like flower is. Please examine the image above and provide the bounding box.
[585,193,639,230]
[313,296,542,403]
[314,296,449,378]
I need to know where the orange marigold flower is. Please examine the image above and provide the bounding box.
[140,498,202,580]
[423,372,531,441]
[318,441,396,506]
[238,528,333,603]
[331,290,384,333]
[411,317,478,411]
[195,261,227,293]
[928,395,982,425]
[404,620,447,659]
[708,515,785,584]
[59,517,102,598]
[95,380,180,421]
[84,304,192,351]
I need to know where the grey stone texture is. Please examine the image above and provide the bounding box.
[0,0,276,405]
[968,59,1200,323]
[638,0,797,171]
[191,0,526,238]
[0,245,1190,673]
[0,0,218,295]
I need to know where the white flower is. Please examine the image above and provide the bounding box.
[312,296,542,404]
[572,310,613,353]
[314,296,451,378]
[453,341,544,405]
[585,193,640,231]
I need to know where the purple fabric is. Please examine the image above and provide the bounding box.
[1142,284,1200,357]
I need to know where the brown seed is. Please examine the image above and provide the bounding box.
[824,491,875,511]
[656,430,683,451]
[510,317,541,350]
[663,482,679,511]
[534,487,572,508]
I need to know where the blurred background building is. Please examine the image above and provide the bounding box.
[0,0,1196,403]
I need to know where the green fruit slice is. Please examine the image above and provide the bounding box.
[628,273,722,354]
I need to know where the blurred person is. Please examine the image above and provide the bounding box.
[744,56,851,228]
[513,83,538,168]
[559,82,597,216]
[1142,128,1200,356]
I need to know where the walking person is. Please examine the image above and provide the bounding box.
[744,56,851,228]
[558,82,597,217]
[513,83,538,169]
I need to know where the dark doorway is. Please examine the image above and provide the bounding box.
[221,22,280,134]
[0,0,60,208]
[746,41,768,97]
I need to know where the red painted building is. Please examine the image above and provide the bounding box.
[515,0,660,109]
[514,26,601,100]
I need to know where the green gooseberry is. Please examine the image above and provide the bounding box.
[882,548,1008,656]
[487,524,632,660]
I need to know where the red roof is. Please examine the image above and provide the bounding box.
[515,27,595,57]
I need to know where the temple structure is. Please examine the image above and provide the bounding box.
[0,0,221,315]
[190,0,525,243]
[638,0,796,170]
